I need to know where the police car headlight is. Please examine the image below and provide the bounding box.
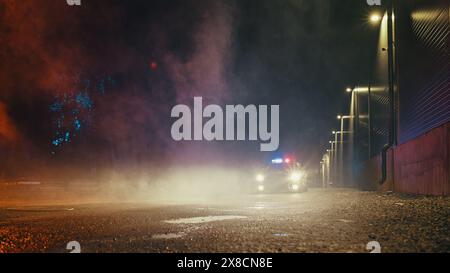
[255,174,265,182]
[289,171,303,182]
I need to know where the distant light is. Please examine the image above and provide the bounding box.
[337,115,342,119]
[284,158,291,164]
[332,131,336,134]
[255,174,265,182]
[370,13,382,23]
[272,158,283,164]
[150,61,158,70]
[258,185,265,192]
[329,141,332,144]
[346,87,353,93]
[292,184,300,191]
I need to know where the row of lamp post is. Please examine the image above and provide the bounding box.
[320,10,385,187]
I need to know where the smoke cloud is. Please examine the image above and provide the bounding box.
[0,0,237,181]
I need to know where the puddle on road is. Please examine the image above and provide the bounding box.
[165,215,247,224]
[152,232,186,239]
[337,219,354,223]
[246,206,265,210]
[273,233,290,237]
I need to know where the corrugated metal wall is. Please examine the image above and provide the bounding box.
[397,0,450,144]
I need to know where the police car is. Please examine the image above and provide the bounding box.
[254,157,308,193]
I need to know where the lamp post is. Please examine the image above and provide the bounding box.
[346,86,373,159]
[326,147,333,186]
[321,153,331,187]
[369,1,397,184]
[337,115,353,141]
[320,161,325,188]
[336,115,354,186]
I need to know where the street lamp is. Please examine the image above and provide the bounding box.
[321,153,331,187]
[369,13,382,24]
[337,115,353,144]
[337,115,352,120]
[336,115,353,187]
[346,85,373,159]
[337,115,352,140]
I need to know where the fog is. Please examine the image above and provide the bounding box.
[103,166,250,203]
[0,1,374,206]
[0,166,257,206]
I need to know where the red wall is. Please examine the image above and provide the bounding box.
[355,122,450,196]
[394,122,450,195]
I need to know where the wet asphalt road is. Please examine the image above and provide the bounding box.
[0,188,449,253]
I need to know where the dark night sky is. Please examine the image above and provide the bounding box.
[0,0,380,178]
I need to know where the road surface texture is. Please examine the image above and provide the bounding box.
[0,188,449,253]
